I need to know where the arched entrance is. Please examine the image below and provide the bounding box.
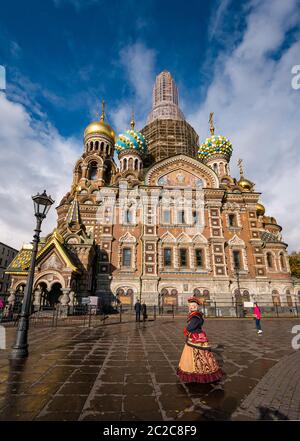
[272,290,281,306]
[48,283,63,307]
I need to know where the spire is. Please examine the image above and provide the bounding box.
[100,99,105,122]
[147,71,185,123]
[237,158,244,179]
[67,186,82,227]
[209,112,215,136]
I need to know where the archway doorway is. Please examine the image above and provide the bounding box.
[38,282,49,309]
[48,283,63,307]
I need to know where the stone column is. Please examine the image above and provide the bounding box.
[33,288,42,310]
[59,289,71,306]
[7,289,16,306]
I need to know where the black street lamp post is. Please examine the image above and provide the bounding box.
[11,191,54,359]
[235,265,241,318]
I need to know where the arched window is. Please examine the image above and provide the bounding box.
[100,142,104,152]
[90,141,94,151]
[89,161,98,180]
[280,253,286,270]
[266,252,273,268]
[195,249,203,268]
[123,158,127,171]
[106,144,109,154]
[228,213,236,227]
[286,290,293,307]
[213,163,218,173]
[122,248,132,267]
[272,290,281,306]
[134,158,139,170]
[77,165,82,181]
[233,250,241,269]
[163,248,172,267]
[193,288,201,297]
[95,141,99,150]
[242,290,250,301]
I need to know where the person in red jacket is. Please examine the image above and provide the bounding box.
[176,296,224,383]
[254,302,263,334]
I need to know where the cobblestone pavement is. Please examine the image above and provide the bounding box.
[0,318,299,421]
[232,349,300,420]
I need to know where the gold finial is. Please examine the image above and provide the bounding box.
[100,99,105,122]
[130,108,135,130]
[237,158,244,178]
[209,112,215,136]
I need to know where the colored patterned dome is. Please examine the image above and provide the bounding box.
[115,118,148,155]
[198,134,233,162]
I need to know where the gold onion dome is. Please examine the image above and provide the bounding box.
[238,178,253,191]
[84,100,115,143]
[198,112,233,162]
[256,203,265,216]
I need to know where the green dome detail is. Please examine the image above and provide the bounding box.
[198,135,233,162]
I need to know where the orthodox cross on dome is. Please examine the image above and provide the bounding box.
[209,112,215,136]
[100,99,105,122]
[130,108,135,130]
[237,158,244,179]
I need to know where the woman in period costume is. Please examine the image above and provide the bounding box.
[177,296,224,383]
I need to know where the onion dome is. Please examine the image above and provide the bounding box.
[238,178,254,192]
[198,134,233,162]
[198,113,232,162]
[256,203,265,216]
[115,114,148,155]
[84,100,115,143]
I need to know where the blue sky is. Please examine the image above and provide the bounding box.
[0,0,300,251]
[0,0,247,137]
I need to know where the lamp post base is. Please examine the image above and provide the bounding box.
[10,345,29,359]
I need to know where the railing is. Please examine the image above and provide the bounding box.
[158,302,300,318]
[0,303,158,328]
[0,300,298,328]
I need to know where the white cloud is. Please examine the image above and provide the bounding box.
[0,91,81,249]
[187,0,300,252]
[111,42,156,133]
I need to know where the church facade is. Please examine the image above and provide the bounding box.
[6,71,300,309]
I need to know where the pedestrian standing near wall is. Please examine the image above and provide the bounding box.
[254,302,263,334]
[134,299,142,322]
[142,301,147,322]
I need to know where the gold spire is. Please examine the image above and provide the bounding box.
[130,108,135,130]
[209,112,215,136]
[237,158,244,178]
[100,99,105,122]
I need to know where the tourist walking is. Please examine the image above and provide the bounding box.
[142,301,147,322]
[134,299,142,322]
[177,296,224,383]
[254,302,263,334]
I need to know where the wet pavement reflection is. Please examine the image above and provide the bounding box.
[0,318,298,421]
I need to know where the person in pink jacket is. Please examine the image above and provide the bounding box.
[254,302,262,334]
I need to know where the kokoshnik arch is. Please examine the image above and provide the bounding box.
[6,71,300,309]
